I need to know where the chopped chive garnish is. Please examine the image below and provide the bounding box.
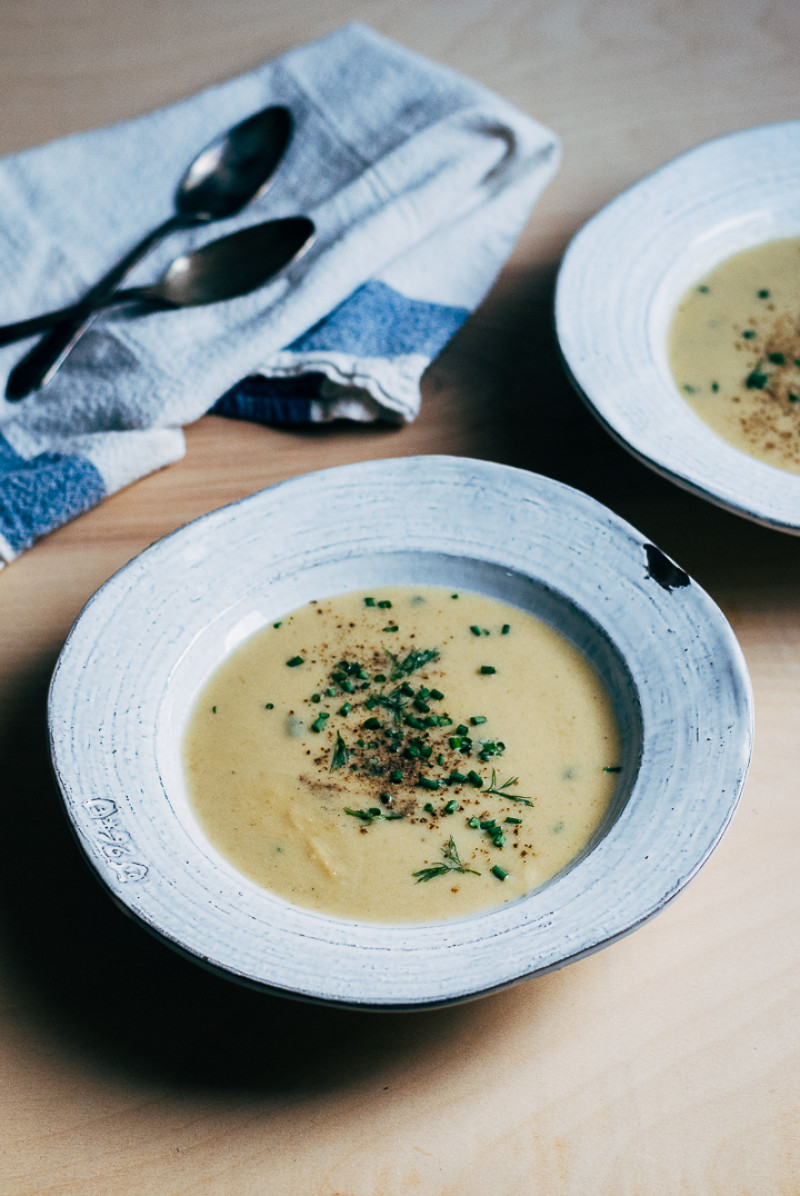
[311,693,321,703]
[758,289,770,298]
[374,673,386,683]
[603,765,622,773]
[746,365,768,389]
[211,706,217,713]
[480,666,497,675]
[444,800,459,814]
[419,776,440,790]
[430,688,444,700]
[742,329,756,339]
[326,687,337,697]
[377,600,392,608]
[769,352,785,364]
[468,816,480,828]
[469,625,482,636]
[311,713,330,733]
[273,621,282,628]
[449,736,462,749]
[491,865,508,881]
[339,702,352,716]
[264,703,274,709]
[505,816,523,825]
[391,769,403,782]
[364,597,375,606]
[501,624,510,635]
[286,656,304,667]
[451,594,459,599]
[363,717,382,730]
[470,715,487,726]
[423,802,435,813]
[448,771,467,784]
[467,770,483,788]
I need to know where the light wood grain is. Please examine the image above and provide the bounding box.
[2,1,800,1192]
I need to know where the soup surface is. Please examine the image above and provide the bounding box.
[183,586,621,922]
[669,236,800,473]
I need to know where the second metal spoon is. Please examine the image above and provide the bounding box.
[0,217,314,350]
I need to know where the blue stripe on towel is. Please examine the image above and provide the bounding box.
[212,375,319,425]
[0,433,106,554]
[288,280,470,357]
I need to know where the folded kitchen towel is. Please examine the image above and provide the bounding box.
[0,22,560,565]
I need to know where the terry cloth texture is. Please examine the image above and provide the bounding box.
[0,22,560,564]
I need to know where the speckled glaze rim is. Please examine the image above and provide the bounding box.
[48,456,753,1009]
[555,120,800,533]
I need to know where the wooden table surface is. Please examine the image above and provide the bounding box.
[2,2,799,1192]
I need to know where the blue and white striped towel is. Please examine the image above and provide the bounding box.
[0,23,560,565]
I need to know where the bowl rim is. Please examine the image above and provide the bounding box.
[555,119,800,533]
[48,455,753,1008]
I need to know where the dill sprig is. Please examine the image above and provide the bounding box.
[372,687,412,722]
[484,770,534,806]
[330,731,350,772]
[388,647,439,682]
[412,836,480,883]
[344,807,404,823]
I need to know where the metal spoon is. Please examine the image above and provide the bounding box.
[5,104,293,400]
[0,217,314,348]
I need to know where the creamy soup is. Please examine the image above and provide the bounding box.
[183,587,621,922]
[669,236,800,473]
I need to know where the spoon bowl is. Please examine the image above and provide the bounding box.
[177,106,293,221]
[146,216,315,307]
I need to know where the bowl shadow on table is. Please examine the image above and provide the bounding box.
[0,665,547,1097]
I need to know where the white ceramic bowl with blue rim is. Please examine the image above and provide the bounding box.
[48,456,753,1009]
[555,120,800,532]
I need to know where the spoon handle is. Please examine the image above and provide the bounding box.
[4,212,194,399]
[0,287,170,348]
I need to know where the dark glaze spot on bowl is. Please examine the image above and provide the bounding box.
[645,544,690,592]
